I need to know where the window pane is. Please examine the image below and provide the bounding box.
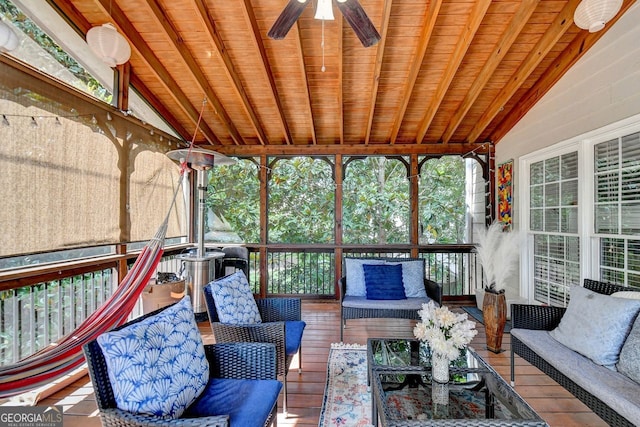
[621,132,640,168]
[561,207,578,233]
[629,240,640,273]
[530,185,543,208]
[601,238,624,269]
[566,237,580,263]
[545,183,560,206]
[530,209,543,230]
[595,204,618,234]
[549,235,564,259]
[561,180,578,206]
[545,208,559,232]
[530,161,544,183]
[545,157,560,182]
[534,234,548,255]
[594,139,619,172]
[622,202,640,235]
[561,152,578,179]
[596,172,619,202]
[621,167,640,201]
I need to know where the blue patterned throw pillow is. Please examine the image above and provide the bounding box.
[363,263,406,300]
[97,296,209,419]
[209,271,262,324]
[386,259,427,298]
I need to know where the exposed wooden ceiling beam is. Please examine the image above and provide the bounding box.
[416,0,491,144]
[389,0,440,144]
[146,0,246,145]
[241,0,293,145]
[297,21,317,145]
[364,0,393,145]
[208,142,487,157]
[466,0,582,143]
[490,0,638,144]
[193,0,269,145]
[441,0,539,144]
[338,16,344,145]
[49,0,193,142]
[88,0,221,145]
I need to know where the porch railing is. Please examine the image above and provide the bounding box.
[0,244,480,365]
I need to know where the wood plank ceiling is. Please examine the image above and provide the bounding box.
[50,0,635,156]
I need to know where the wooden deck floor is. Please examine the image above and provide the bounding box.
[39,301,608,426]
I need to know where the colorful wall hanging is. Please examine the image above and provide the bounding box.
[497,159,513,230]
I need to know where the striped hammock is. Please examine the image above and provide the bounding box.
[0,223,167,398]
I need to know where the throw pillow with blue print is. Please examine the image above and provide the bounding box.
[209,271,262,324]
[96,296,209,419]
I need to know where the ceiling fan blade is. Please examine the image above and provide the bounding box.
[268,0,309,40]
[336,0,381,47]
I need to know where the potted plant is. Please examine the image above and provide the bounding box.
[474,221,521,352]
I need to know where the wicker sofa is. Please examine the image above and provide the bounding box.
[339,257,443,341]
[510,279,640,427]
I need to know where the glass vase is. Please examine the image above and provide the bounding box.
[431,353,449,384]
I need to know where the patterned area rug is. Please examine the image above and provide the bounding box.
[318,343,373,427]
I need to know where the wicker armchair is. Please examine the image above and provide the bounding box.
[203,278,305,417]
[83,304,281,427]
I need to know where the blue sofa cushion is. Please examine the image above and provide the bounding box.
[185,378,282,427]
[549,285,640,369]
[208,271,262,325]
[285,320,306,356]
[363,263,406,300]
[97,297,209,419]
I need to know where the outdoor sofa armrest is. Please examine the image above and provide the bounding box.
[510,304,566,330]
[256,298,302,322]
[209,321,287,376]
[205,342,277,380]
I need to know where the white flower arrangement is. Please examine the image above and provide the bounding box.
[413,301,478,361]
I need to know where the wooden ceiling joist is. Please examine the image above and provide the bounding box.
[45,0,634,153]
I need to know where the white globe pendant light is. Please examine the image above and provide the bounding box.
[574,0,623,32]
[0,21,19,52]
[86,23,131,67]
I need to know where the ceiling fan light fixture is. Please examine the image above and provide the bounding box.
[315,0,335,20]
[86,23,131,67]
[574,0,623,32]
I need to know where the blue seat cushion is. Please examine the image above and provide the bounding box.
[185,378,282,426]
[363,263,406,300]
[285,320,306,356]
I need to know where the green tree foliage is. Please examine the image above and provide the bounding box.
[0,0,111,102]
[419,156,467,243]
[207,158,260,243]
[267,157,335,243]
[343,157,409,244]
[208,155,471,246]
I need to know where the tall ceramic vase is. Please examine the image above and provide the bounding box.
[482,289,507,353]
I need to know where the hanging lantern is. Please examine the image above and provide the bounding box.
[0,21,19,52]
[86,23,131,67]
[574,0,623,32]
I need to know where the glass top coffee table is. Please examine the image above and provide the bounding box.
[368,338,548,426]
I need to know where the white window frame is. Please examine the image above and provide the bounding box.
[518,112,640,305]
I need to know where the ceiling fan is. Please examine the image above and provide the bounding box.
[268,0,381,48]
